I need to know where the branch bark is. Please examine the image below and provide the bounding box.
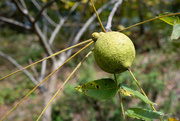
[32,0,57,26]
[0,16,31,30]
[0,51,46,92]
[105,0,123,31]
[33,23,56,63]
[12,0,55,60]
[49,2,79,45]
[12,0,34,22]
[66,0,118,57]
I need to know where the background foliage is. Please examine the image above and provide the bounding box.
[0,0,180,120]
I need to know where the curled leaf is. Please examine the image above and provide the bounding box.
[125,108,164,121]
[119,89,134,97]
[171,22,180,40]
[119,84,156,105]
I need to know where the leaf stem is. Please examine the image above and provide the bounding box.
[36,48,94,121]
[90,0,106,32]
[128,68,163,121]
[120,12,180,32]
[0,39,92,81]
[114,74,126,121]
[1,40,94,121]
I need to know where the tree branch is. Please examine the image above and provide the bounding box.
[0,16,31,30]
[29,57,47,91]
[34,0,58,23]
[12,0,34,22]
[49,2,79,45]
[12,0,56,62]
[29,59,39,80]
[33,23,56,63]
[66,0,118,57]
[52,2,62,19]
[32,0,57,26]
[19,0,28,10]
[39,55,47,83]
[66,0,90,47]
[0,51,46,92]
[105,0,123,31]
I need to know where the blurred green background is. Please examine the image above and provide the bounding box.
[0,0,180,121]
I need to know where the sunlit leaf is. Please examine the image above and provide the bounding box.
[119,84,156,105]
[75,78,118,101]
[117,25,125,30]
[159,12,180,26]
[41,0,47,3]
[168,117,179,121]
[125,108,164,121]
[119,89,134,97]
[171,22,180,40]
[81,0,89,3]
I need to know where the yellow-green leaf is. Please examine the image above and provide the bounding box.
[159,12,180,26]
[119,84,156,105]
[119,89,134,97]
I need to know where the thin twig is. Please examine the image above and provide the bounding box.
[0,39,93,81]
[19,0,27,10]
[29,59,47,91]
[114,74,126,121]
[0,51,46,92]
[128,68,163,121]
[120,12,180,32]
[12,0,34,22]
[39,55,47,83]
[49,2,79,45]
[52,2,62,19]
[66,0,90,46]
[29,59,39,80]
[0,40,94,121]
[33,23,55,60]
[36,48,94,121]
[31,0,57,26]
[34,0,58,23]
[0,16,31,30]
[90,0,106,32]
[12,0,55,59]
[105,0,123,31]
[66,0,118,57]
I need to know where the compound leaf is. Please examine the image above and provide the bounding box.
[159,12,180,26]
[119,84,156,105]
[125,108,164,121]
[75,78,117,101]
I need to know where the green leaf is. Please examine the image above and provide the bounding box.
[75,78,117,101]
[119,84,156,105]
[171,22,180,40]
[159,12,180,26]
[125,108,164,121]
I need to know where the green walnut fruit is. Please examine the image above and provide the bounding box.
[92,31,135,74]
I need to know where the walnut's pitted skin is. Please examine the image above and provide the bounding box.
[93,31,136,74]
